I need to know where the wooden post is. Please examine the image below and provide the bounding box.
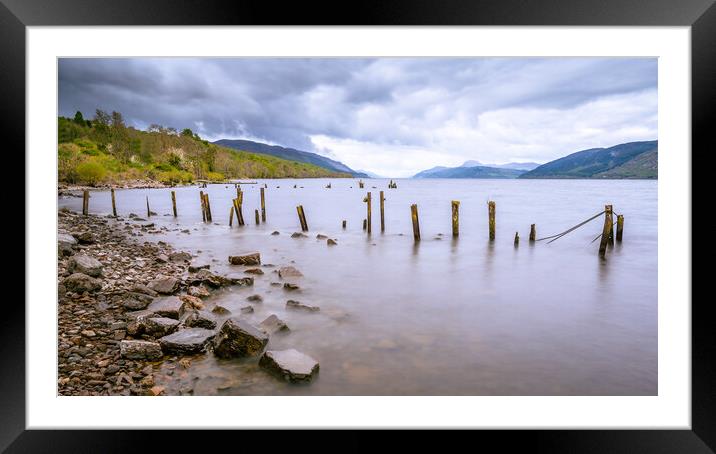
[488,201,496,241]
[146,196,151,218]
[366,192,372,234]
[342,220,346,229]
[200,191,206,222]
[380,191,385,232]
[255,209,260,225]
[616,215,624,242]
[410,204,420,242]
[296,205,308,231]
[171,191,177,217]
[232,198,244,226]
[529,224,536,242]
[451,200,460,237]
[203,193,212,222]
[514,231,519,247]
[608,209,615,246]
[110,188,117,217]
[260,187,266,222]
[363,219,367,230]
[229,206,234,226]
[236,186,241,199]
[82,190,89,216]
[598,205,613,258]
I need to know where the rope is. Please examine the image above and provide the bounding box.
[536,210,606,244]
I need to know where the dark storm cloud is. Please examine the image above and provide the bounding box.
[58,57,657,175]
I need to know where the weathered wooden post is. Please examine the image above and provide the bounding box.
[255,209,260,225]
[363,219,367,230]
[359,180,364,189]
[488,201,496,241]
[616,215,624,242]
[200,191,206,222]
[342,220,347,229]
[296,205,308,231]
[110,188,117,217]
[171,190,177,217]
[529,224,536,242]
[260,187,266,222]
[608,209,615,246]
[203,193,212,222]
[514,231,519,247]
[146,196,151,218]
[451,200,460,237]
[82,190,89,216]
[365,192,372,234]
[380,191,385,232]
[410,204,421,242]
[237,192,245,225]
[229,206,234,226]
[598,205,613,258]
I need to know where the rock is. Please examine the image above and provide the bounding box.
[212,318,269,358]
[244,268,264,275]
[188,263,210,273]
[246,294,263,303]
[316,234,328,239]
[189,269,251,288]
[155,254,169,263]
[148,276,180,294]
[327,239,338,246]
[130,283,158,297]
[286,300,319,312]
[240,305,254,314]
[125,309,155,322]
[228,253,261,266]
[179,294,205,310]
[187,285,211,298]
[58,233,78,256]
[120,340,163,360]
[159,328,216,355]
[291,232,307,238]
[283,283,300,291]
[81,329,96,337]
[259,349,319,383]
[169,251,192,263]
[259,314,289,334]
[63,273,102,293]
[141,317,180,337]
[230,277,254,287]
[211,304,231,315]
[184,310,217,329]
[271,231,280,235]
[147,296,189,319]
[121,293,153,311]
[278,266,303,278]
[74,231,95,244]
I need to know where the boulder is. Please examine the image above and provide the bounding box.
[120,340,163,360]
[141,316,180,337]
[148,276,180,294]
[259,314,290,334]
[228,252,261,266]
[169,251,192,263]
[58,233,78,256]
[188,263,210,273]
[211,304,231,315]
[327,239,338,246]
[63,273,102,293]
[259,349,319,383]
[184,310,217,329]
[283,283,300,291]
[246,294,263,303]
[240,305,254,314]
[124,309,155,321]
[187,285,211,298]
[159,328,216,355]
[130,283,158,297]
[121,293,153,311]
[147,296,189,319]
[286,300,319,312]
[212,318,269,358]
[189,269,251,288]
[278,266,303,278]
[73,231,95,244]
[179,294,205,310]
[316,234,328,239]
[155,254,169,263]
[244,268,264,275]
[291,232,307,238]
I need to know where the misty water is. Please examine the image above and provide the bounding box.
[58,178,657,395]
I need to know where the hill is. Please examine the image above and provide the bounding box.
[214,139,367,177]
[519,140,657,179]
[57,111,349,186]
[460,160,540,171]
[413,165,525,179]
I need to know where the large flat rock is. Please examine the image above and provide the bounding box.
[63,273,102,293]
[278,266,303,278]
[148,275,180,294]
[228,252,261,266]
[68,254,103,277]
[259,349,319,383]
[148,296,189,319]
[159,328,216,355]
[120,340,163,360]
[259,314,290,334]
[212,318,268,358]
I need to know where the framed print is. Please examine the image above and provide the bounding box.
[5,0,713,450]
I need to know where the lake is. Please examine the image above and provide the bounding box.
[58,178,657,395]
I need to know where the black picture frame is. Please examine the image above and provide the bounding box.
[5,0,712,450]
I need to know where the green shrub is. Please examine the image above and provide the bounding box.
[206,171,225,181]
[156,169,193,185]
[76,161,107,186]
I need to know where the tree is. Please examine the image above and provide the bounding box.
[181,128,194,137]
[76,161,106,186]
[73,111,85,125]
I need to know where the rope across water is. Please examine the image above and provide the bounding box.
[535,210,606,244]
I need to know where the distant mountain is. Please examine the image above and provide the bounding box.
[355,169,386,179]
[459,160,540,171]
[214,139,368,177]
[519,140,657,179]
[413,165,525,179]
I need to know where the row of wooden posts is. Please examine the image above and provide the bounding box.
[83,188,623,257]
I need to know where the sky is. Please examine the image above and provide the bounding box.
[58,57,657,177]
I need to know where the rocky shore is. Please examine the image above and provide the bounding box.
[58,209,319,396]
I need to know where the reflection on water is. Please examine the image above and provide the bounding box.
[59,178,657,395]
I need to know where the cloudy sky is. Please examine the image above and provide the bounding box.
[58,57,657,177]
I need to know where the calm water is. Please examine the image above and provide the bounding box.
[58,178,657,395]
